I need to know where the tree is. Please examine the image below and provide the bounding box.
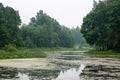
[59,26,74,47]
[71,27,86,45]
[93,0,97,10]
[0,3,21,48]
[81,0,120,51]
[21,10,74,48]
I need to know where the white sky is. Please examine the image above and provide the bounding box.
[0,0,99,28]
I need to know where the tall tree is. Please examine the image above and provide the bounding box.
[21,10,74,48]
[0,3,21,47]
[71,27,86,45]
[81,0,120,51]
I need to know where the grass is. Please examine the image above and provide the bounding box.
[34,46,91,51]
[26,47,74,51]
[0,49,46,59]
[0,46,92,59]
[86,50,120,58]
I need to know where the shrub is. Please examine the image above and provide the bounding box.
[4,44,17,52]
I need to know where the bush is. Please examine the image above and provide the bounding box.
[4,44,17,52]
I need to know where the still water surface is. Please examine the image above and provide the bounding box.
[18,64,85,80]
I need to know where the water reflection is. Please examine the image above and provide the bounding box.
[53,64,85,80]
[17,64,85,80]
[18,72,29,80]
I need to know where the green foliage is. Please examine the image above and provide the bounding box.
[0,49,46,59]
[71,27,86,45]
[4,44,17,52]
[0,3,74,48]
[87,50,120,58]
[21,10,74,48]
[0,3,21,48]
[81,0,120,51]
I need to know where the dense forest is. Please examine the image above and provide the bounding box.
[21,10,74,48]
[0,3,85,49]
[2,0,120,51]
[81,0,120,51]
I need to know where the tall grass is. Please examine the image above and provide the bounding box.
[34,47,90,51]
[0,49,46,59]
[87,50,120,58]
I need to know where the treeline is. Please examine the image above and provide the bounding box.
[0,3,87,48]
[81,0,120,51]
[21,10,74,48]
[71,27,86,45]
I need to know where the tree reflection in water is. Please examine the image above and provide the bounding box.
[17,64,85,80]
[53,64,85,80]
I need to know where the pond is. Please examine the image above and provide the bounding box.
[0,51,120,80]
[0,51,87,80]
[17,64,85,80]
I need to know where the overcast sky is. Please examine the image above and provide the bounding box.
[0,0,99,28]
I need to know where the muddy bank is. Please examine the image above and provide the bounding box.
[0,67,60,80]
[0,58,56,70]
[81,65,120,80]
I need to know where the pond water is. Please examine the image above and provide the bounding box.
[53,64,85,80]
[0,52,87,80]
[17,64,85,80]
[0,51,119,80]
[18,73,29,80]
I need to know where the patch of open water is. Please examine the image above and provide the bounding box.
[17,64,85,80]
